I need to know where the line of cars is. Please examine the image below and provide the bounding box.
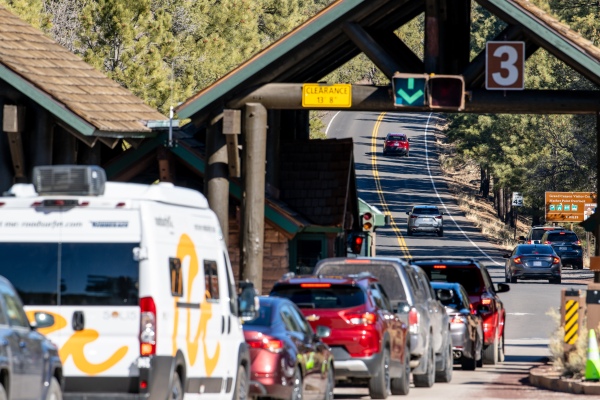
[507,226,585,283]
[245,256,509,400]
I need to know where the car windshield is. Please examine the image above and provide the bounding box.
[413,208,440,215]
[546,232,579,242]
[516,245,554,255]
[243,304,272,327]
[387,136,405,141]
[419,266,483,295]
[270,284,365,309]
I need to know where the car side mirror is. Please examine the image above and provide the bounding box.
[405,211,410,215]
[238,281,259,321]
[30,312,55,329]
[394,301,411,314]
[315,325,331,339]
[502,254,510,259]
[496,283,510,293]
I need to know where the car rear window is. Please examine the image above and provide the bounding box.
[314,263,408,301]
[388,135,406,141]
[531,228,562,241]
[546,232,579,242]
[270,284,365,309]
[516,245,554,255]
[417,265,484,295]
[243,304,272,327]
[413,208,440,215]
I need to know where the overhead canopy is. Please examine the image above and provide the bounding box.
[0,6,168,138]
[177,0,600,125]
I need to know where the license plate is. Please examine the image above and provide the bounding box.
[393,143,399,146]
[559,247,567,251]
[533,261,542,267]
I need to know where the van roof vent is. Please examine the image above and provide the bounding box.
[33,165,106,196]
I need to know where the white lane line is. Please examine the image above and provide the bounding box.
[508,313,534,316]
[423,112,502,265]
[325,111,341,136]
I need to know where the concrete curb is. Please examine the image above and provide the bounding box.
[530,364,600,395]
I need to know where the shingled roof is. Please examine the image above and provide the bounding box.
[0,6,167,138]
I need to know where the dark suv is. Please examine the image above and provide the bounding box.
[410,258,509,366]
[270,273,410,398]
[519,225,566,244]
[313,257,452,387]
[540,229,584,269]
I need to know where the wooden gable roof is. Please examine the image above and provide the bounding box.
[0,6,167,138]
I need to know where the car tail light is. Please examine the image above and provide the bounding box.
[247,335,284,353]
[553,257,560,264]
[435,215,443,219]
[514,256,522,264]
[300,283,331,288]
[469,303,477,315]
[544,241,551,244]
[451,315,467,324]
[408,307,419,334]
[410,215,418,219]
[575,240,581,245]
[140,297,156,356]
[526,240,532,244]
[344,311,377,325]
[433,265,446,269]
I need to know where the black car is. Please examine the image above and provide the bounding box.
[244,296,334,400]
[540,230,583,269]
[503,244,562,283]
[431,282,483,371]
[0,276,63,400]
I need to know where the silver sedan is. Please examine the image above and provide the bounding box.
[503,244,562,284]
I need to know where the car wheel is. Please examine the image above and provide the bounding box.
[233,365,249,400]
[323,364,334,400]
[550,277,561,284]
[413,340,435,388]
[168,371,184,400]
[406,229,413,236]
[483,328,499,365]
[405,151,409,157]
[437,229,444,237]
[391,346,410,396]
[498,333,505,363]
[290,366,303,400]
[509,275,517,283]
[46,377,62,400]
[476,346,483,368]
[368,348,390,399]
[435,342,453,383]
[461,354,476,371]
[0,383,6,400]
[505,273,510,283]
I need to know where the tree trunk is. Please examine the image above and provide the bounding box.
[497,187,505,221]
[480,165,490,199]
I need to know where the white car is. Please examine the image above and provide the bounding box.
[406,205,445,237]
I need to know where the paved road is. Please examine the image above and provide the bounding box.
[326,111,593,398]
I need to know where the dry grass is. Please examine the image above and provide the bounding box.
[547,307,588,378]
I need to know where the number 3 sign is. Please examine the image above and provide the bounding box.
[485,41,525,90]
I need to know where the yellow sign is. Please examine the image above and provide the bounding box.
[545,191,596,222]
[302,84,352,108]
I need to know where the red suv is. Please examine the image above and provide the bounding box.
[382,133,410,157]
[270,273,410,398]
[410,258,510,366]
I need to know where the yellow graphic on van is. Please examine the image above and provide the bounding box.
[60,329,128,375]
[26,310,127,375]
[173,234,221,375]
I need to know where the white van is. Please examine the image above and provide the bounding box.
[0,165,258,400]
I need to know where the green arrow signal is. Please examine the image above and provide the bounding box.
[393,77,426,106]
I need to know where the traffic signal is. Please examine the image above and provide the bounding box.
[427,75,465,111]
[392,73,428,108]
[361,212,374,232]
[350,233,365,254]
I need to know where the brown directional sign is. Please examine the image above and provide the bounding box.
[545,192,597,222]
[486,41,525,90]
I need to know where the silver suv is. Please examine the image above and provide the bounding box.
[406,205,445,237]
[519,225,566,244]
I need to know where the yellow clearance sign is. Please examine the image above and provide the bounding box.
[302,84,352,108]
[545,192,597,222]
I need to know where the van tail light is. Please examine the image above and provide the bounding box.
[140,297,156,356]
[553,257,560,264]
[247,334,284,353]
[514,256,522,264]
[344,311,377,325]
[408,307,419,334]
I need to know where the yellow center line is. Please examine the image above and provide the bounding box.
[370,112,411,259]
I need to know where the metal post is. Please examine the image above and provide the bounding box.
[596,111,600,282]
[514,207,517,240]
[205,112,229,245]
[242,103,267,293]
